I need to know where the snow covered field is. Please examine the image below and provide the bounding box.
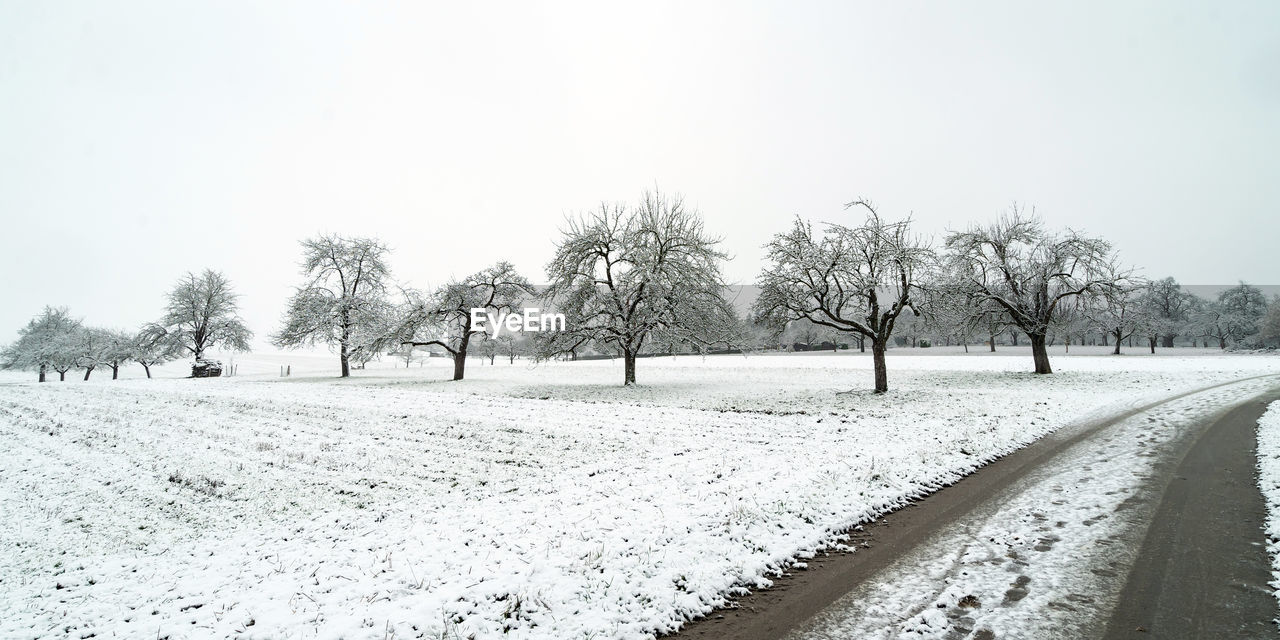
[1,350,1278,639]
[1259,401,1280,622]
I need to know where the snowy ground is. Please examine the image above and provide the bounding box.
[788,375,1279,639]
[1258,401,1280,623]
[1,349,1277,639]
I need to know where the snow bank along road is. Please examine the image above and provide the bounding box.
[1255,402,1280,623]
[683,375,1280,640]
[1,353,1278,639]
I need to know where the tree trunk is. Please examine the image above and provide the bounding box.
[142,363,152,378]
[622,347,637,385]
[39,364,46,383]
[111,364,119,380]
[59,371,66,381]
[1149,337,1157,354]
[871,339,888,393]
[1030,333,1052,374]
[989,332,996,352]
[1009,330,1019,346]
[1219,338,1226,349]
[339,340,351,378]
[963,341,969,353]
[83,367,93,381]
[859,336,865,353]
[1112,329,1122,355]
[1160,335,1174,348]
[452,352,467,380]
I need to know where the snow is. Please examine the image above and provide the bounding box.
[787,376,1279,639]
[1258,401,1280,623]
[0,350,1277,638]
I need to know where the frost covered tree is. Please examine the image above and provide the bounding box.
[145,270,253,365]
[471,333,499,365]
[920,285,998,353]
[388,344,422,368]
[49,338,80,381]
[0,306,81,382]
[272,235,392,377]
[1055,296,1094,352]
[1216,282,1267,346]
[99,329,137,379]
[131,329,181,378]
[1258,297,1280,349]
[1139,277,1196,349]
[945,208,1127,374]
[496,333,529,364]
[75,327,112,381]
[1190,301,1233,350]
[755,200,931,393]
[1087,273,1150,355]
[544,190,737,385]
[394,261,533,381]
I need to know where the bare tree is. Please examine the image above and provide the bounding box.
[471,333,499,365]
[272,235,393,377]
[544,190,736,385]
[1217,282,1268,346]
[132,329,181,378]
[1190,301,1232,349]
[921,285,998,353]
[145,270,253,368]
[754,200,931,393]
[945,207,1126,374]
[100,329,136,379]
[394,261,533,381]
[1139,277,1195,349]
[49,337,79,381]
[1,306,81,382]
[388,343,424,368]
[1258,296,1280,349]
[75,327,112,381]
[1087,272,1150,355]
[497,333,529,364]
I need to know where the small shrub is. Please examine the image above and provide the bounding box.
[168,471,230,498]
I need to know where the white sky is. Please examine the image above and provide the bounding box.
[2,1,1278,347]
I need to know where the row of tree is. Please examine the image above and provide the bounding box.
[753,203,1279,391]
[770,276,1278,357]
[5,191,1278,391]
[1,270,254,382]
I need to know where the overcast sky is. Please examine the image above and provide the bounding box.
[2,1,1277,347]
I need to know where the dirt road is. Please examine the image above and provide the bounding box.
[1102,394,1277,639]
[672,376,1280,640]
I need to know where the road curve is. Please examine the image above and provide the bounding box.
[1101,393,1278,639]
[671,375,1280,640]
